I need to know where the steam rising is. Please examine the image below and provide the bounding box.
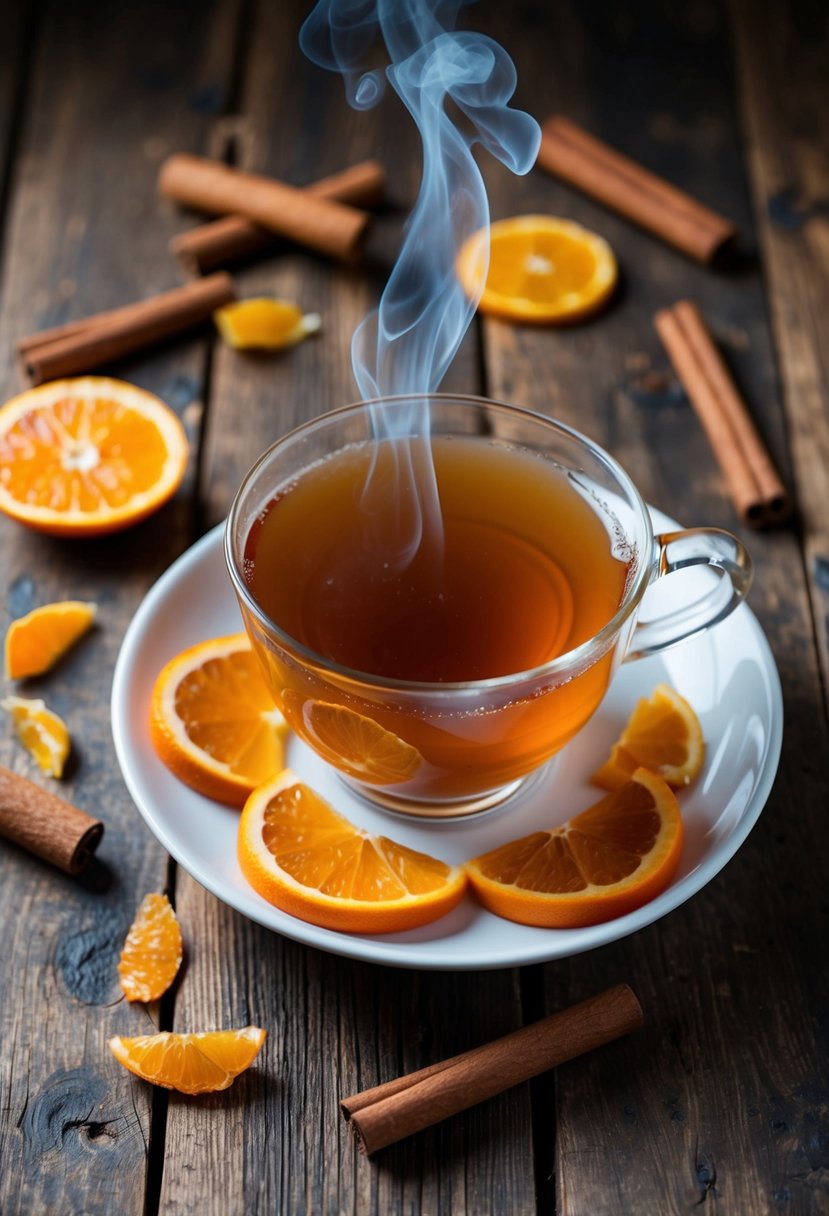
[301,0,539,398]
[300,1,540,566]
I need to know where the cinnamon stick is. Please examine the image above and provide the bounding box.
[537,115,737,264]
[654,299,789,525]
[0,764,103,874]
[341,984,643,1155]
[170,159,386,274]
[20,272,236,386]
[158,153,370,262]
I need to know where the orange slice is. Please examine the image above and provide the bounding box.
[2,694,70,777]
[465,768,683,928]
[237,769,467,933]
[118,893,183,1003]
[109,1026,266,1094]
[296,699,420,785]
[214,298,321,350]
[149,634,288,807]
[591,684,704,791]
[457,214,617,324]
[0,377,189,536]
[5,600,97,679]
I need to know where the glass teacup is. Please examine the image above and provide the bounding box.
[225,395,751,817]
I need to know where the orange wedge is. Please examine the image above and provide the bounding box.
[2,694,70,777]
[465,768,683,928]
[118,893,183,1003]
[5,600,97,679]
[149,634,288,806]
[214,298,321,350]
[294,699,421,785]
[0,377,189,536]
[237,769,467,933]
[457,214,617,324]
[591,684,704,791]
[109,1026,266,1094]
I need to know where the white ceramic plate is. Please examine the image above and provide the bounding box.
[111,513,782,970]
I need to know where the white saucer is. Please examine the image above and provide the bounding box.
[111,513,782,970]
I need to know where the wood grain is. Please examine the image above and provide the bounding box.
[733,0,829,710]
[0,0,241,1212]
[480,1,829,1213]
[0,1,28,212]
[1,0,828,1212]
[161,5,535,1213]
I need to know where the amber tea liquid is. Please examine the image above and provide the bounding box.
[243,435,630,805]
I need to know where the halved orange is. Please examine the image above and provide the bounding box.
[149,634,288,806]
[5,600,97,679]
[295,699,420,785]
[456,215,617,324]
[237,769,467,933]
[118,893,183,1003]
[109,1026,266,1094]
[0,377,189,536]
[591,684,704,791]
[465,768,683,928]
[2,694,70,777]
[214,298,321,350]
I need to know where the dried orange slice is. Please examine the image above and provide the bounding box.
[237,770,467,932]
[2,694,70,777]
[118,893,183,1003]
[465,768,683,928]
[5,600,97,679]
[591,684,704,791]
[214,298,321,350]
[0,377,189,536]
[457,214,617,324]
[109,1026,266,1094]
[149,634,288,806]
[295,699,420,785]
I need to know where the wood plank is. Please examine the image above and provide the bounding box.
[0,1,242,1212]
[479,1,829,1212]
[733,0,829,709]
[162,4,534,1212]
[0,2,29,238]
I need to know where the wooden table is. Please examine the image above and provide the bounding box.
[1,1,827,1212]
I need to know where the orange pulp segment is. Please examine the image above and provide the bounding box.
[591,683,704,790]
[109,1026,266,1094]
[214,298,321,350]
[465,768,683,928]
[118,893,183,1003]
[456,214,617,324]
[237,769,467,933]
[0,377,189,536]
[296,699,421,785]
[5,600,97,679]
[149,634,289,806]
[2,694,70,777]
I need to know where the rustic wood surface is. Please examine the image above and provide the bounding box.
[0,1,826,1213]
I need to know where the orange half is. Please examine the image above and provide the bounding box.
[0,377,189,536]
[465,768,683,928]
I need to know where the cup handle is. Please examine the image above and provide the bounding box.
[624,528,753,662]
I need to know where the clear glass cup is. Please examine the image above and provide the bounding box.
[226,394,751,817]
